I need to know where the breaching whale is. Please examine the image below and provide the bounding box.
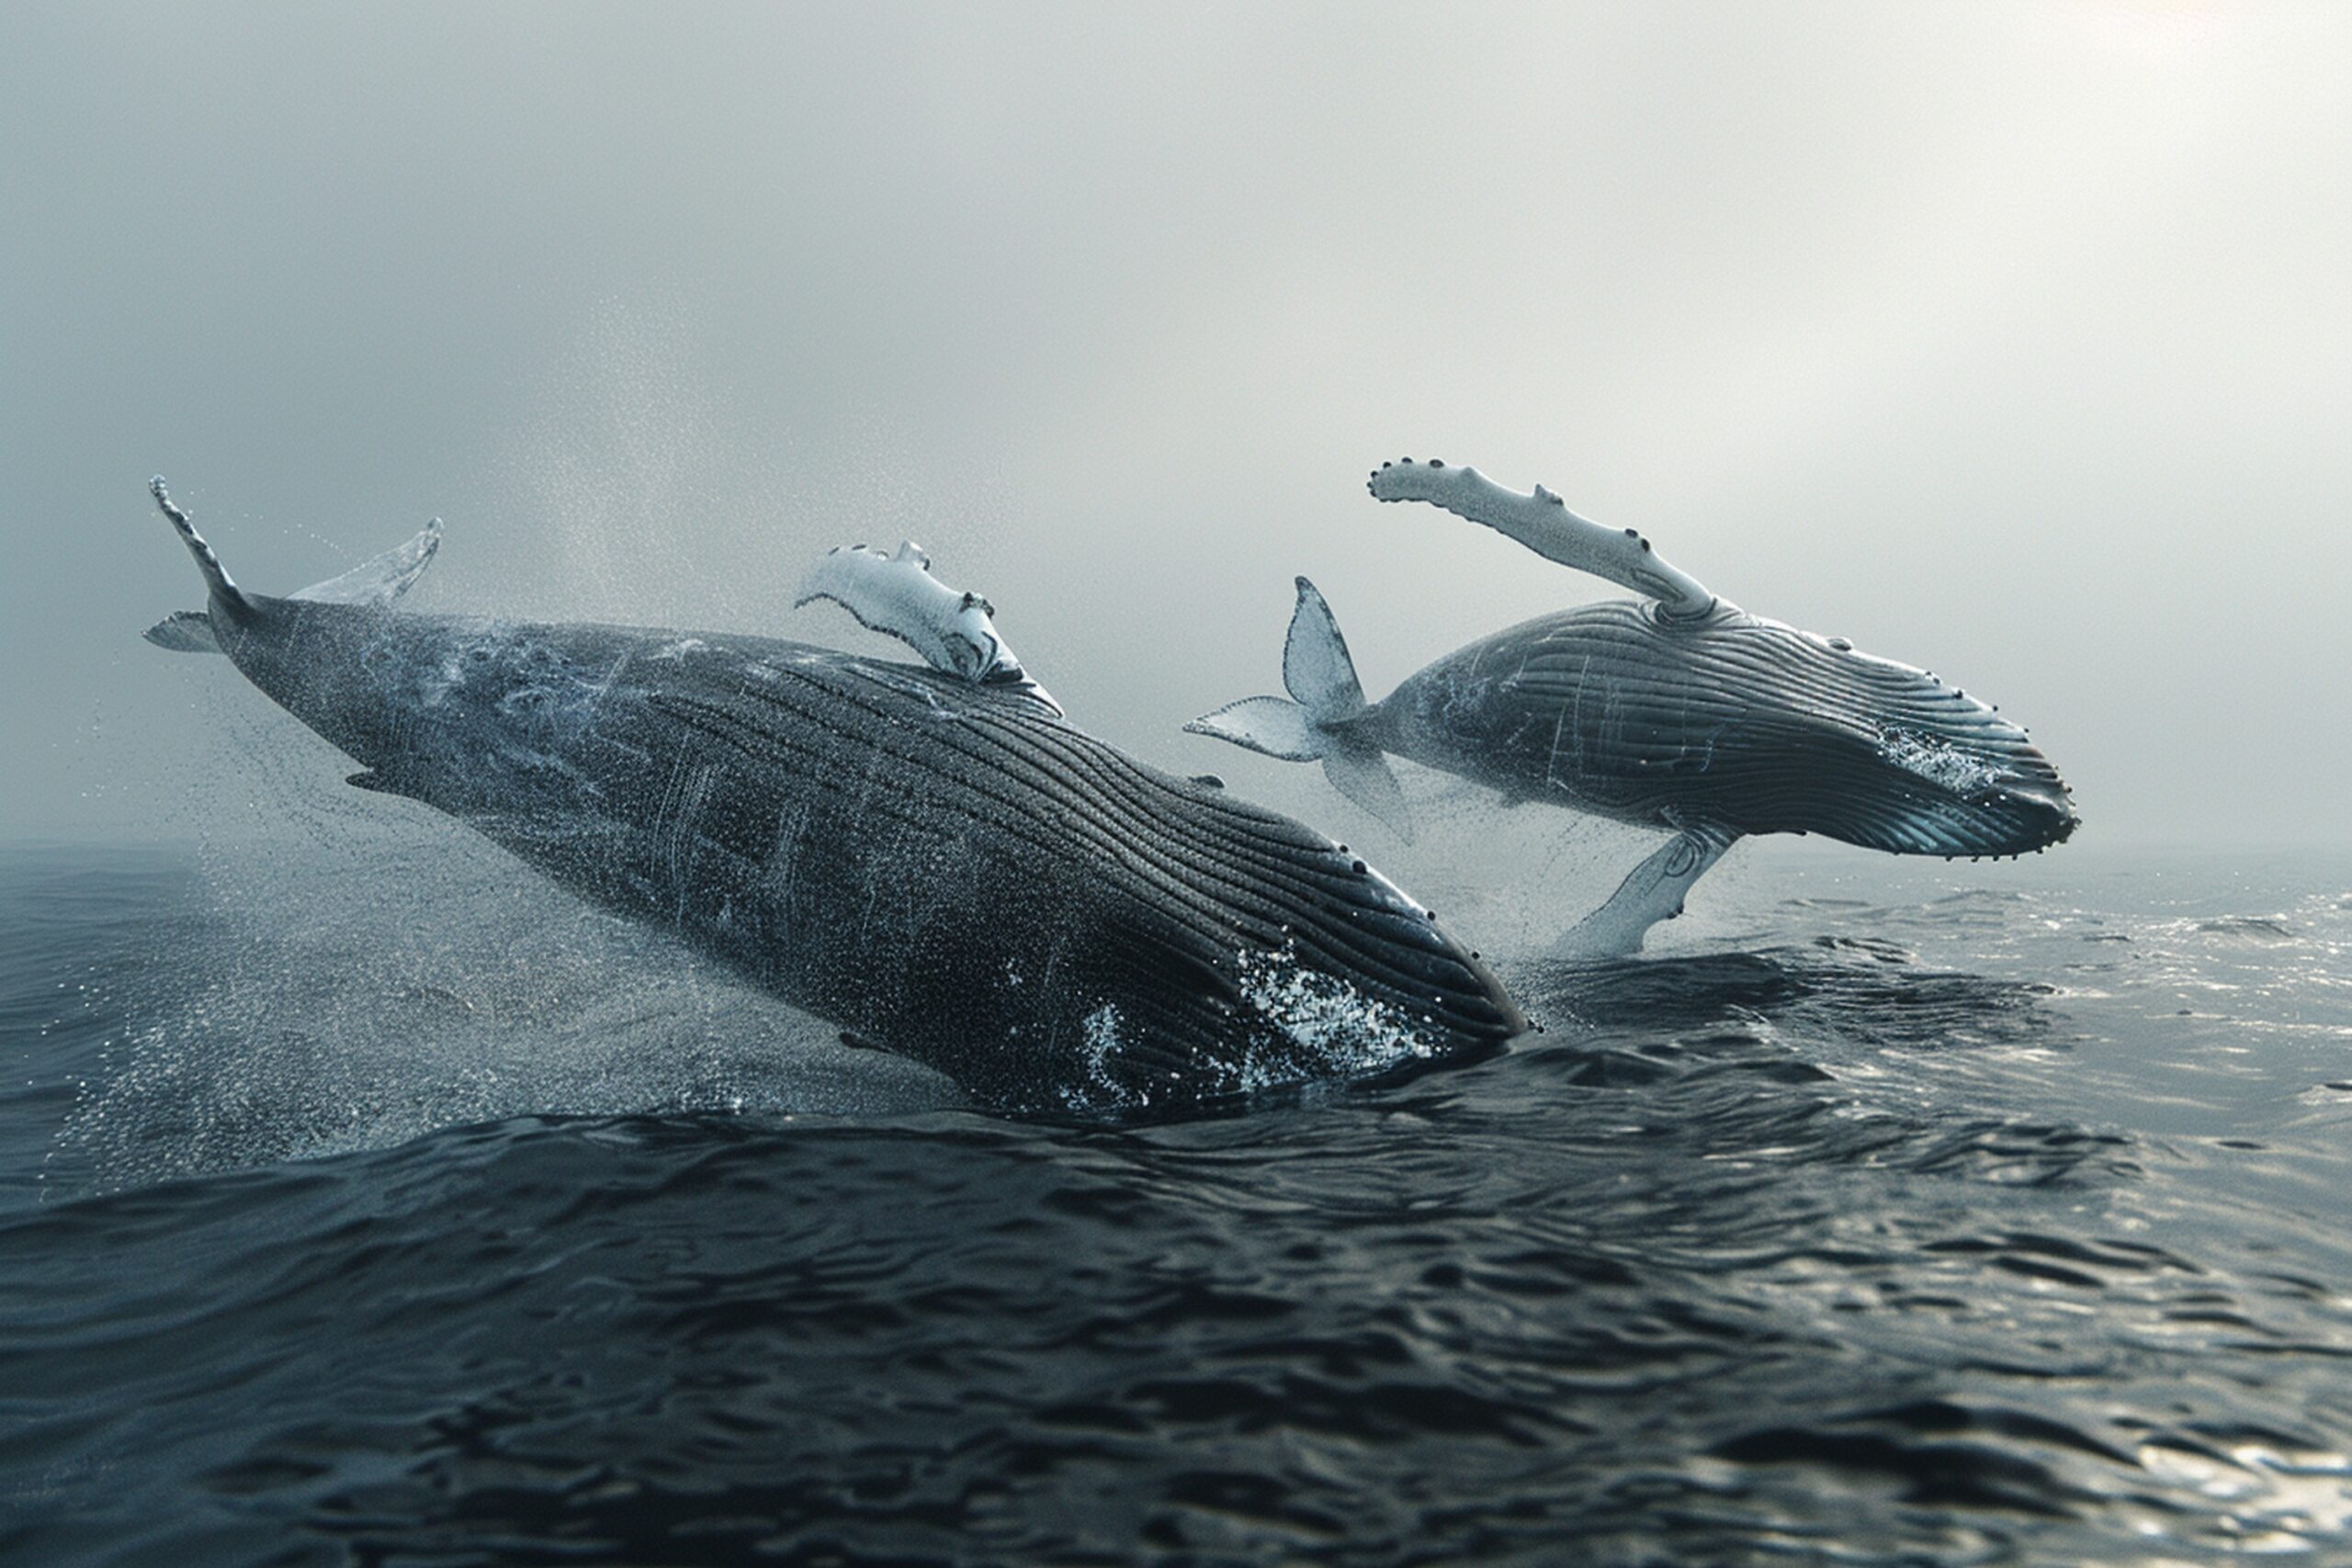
[140,479,1524,1111]
[1190,458,2077,957]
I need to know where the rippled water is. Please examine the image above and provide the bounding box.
[5,834,2349,1564]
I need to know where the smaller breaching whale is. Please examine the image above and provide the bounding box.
[1190,458,2078,957]
[139,479,1523,1112]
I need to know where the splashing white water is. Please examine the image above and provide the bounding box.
[1878,726,2003,795]
[51,821,961,1193]
[1216,944,1442,1095]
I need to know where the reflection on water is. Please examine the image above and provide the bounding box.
[1525,938,2065,1049]
[3,840,2349,1563]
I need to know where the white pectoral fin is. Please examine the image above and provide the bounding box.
[1554,826,1738,960]
[797,541,1015,683]
[290,518,444,606]
[1184,696,1326,761]
[1367,458,1715,616]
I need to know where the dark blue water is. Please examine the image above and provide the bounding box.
[5,836,2350,1564]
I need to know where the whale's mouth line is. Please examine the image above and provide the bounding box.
[1968,770,2077,834]
[1735,721,2075,861]
[1854,715,2075,851]
[1881,781,2079,858]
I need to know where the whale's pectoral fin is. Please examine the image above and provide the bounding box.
[345,769,431,803]
[291,519,444,607]
[797,541,1061,715]
[1367,458,1717,619]
[143,610,220,654]
[796,541,1005,679]
[1554,824,1739,960]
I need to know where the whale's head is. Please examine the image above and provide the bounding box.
[1845,704,2077,858]
[1679,614,2081,858]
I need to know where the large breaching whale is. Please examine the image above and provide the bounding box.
[1190,458,2078,957]
[140,479,1523,1112]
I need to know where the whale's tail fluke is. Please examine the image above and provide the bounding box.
[141,610,226,653]
[142,477,442,654]
[1186,577,1414,841]
[286,516,443,609]
[148,477,246,612]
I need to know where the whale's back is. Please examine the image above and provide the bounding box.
[1383,602,2076,858]
[629,645,1525,1105]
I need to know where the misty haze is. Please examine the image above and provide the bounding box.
[6,6,2350,1564]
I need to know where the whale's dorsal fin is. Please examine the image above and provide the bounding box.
[291,518,443,606]
[797,541,1061,715]
[1367,458,1716,619]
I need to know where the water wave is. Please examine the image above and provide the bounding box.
[6,844,2351,1563]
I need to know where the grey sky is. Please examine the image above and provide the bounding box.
[6,1,2347,854]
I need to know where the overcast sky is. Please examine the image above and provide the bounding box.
[6,1,2347,856]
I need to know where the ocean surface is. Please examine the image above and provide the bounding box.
[4,829,2349,1565]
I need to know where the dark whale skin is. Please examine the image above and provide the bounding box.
[1367,600,2077,860]
[197,592,1526,1112]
